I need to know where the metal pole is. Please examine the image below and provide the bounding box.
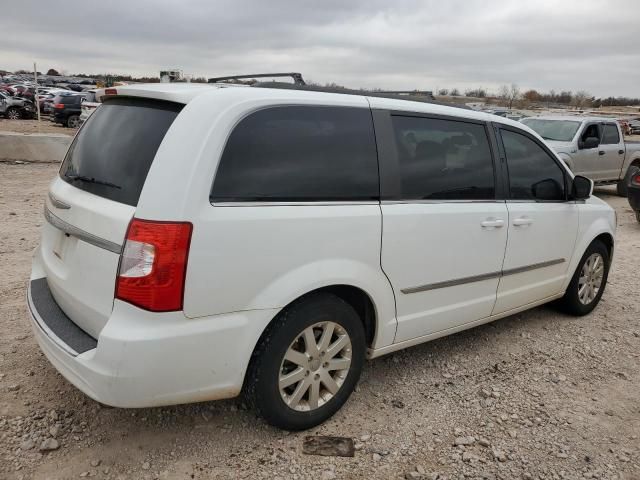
[34,62,41,129]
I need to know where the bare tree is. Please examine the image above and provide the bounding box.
[498,84,520,109]
[437,88,449,96]
[450,88,460,96]
[572,90,592,109]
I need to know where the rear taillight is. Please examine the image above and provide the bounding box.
[54,103,64,109]
[104,88,117,95]
[115,219,193,312]
[631,173,640,187]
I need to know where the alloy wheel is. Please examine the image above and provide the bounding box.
[279,321,352,411]
[578,253,604,305]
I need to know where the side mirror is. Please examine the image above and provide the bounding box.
[532,178,564,201]
[571,175,593,200]
[580,137,599,149]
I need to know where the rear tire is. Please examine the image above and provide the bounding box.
[244,292,366,430]
[558,240,610,316]
[66,115,80,128]
[616,179,627,197]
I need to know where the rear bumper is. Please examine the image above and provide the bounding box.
[27,273,279,408]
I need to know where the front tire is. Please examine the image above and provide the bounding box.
[558,240,610,316]
[617,165,639,197]
[6,107,21,120]
[245,293,366,430]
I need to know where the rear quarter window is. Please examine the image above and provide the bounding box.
[211,106,379,202]
[59,98,183,206]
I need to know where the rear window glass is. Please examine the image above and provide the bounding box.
[61,95,81,104]
[60,98,182,206]
[211,106,379,202]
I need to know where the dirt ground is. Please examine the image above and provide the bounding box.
[0,119,76,136]
[0,162,639,480]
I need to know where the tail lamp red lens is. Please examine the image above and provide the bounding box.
[54,103,65,109]
[104,88,117,95]
[115,219,193,312]
[631,173,640,187]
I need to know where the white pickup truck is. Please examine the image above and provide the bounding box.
[521,116,640,196]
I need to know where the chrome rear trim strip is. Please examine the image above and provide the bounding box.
[401,258,566,294]
[48,192,71,209]
[44,207,122,254]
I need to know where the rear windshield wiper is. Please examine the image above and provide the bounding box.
[66,174,121,189]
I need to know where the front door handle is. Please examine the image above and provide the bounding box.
[513,216,533,227]
[618,149,624,155]
[598,151,605,156]
[480,218,504,229]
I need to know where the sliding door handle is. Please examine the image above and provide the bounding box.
[513,217,533,227]
[598,151,605,156]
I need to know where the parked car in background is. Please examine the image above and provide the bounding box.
[630,120,640,135]
[0,90,36,119]
[42,90,77,115]
[626,166,640,222]
[79,89,101,124]
[29,83,616,430]
[521,116,640,196]
[50,93,85,127]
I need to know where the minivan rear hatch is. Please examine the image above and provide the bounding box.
[42,97,183,338]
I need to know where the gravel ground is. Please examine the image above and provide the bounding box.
[1,162,639,480]
[0,119,76,136]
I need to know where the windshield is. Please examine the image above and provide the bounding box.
[60,97,183,206]
[520,119,581,142]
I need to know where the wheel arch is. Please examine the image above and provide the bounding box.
[593,232,614,258]
[240,283,382,394]
[563,223,615,292]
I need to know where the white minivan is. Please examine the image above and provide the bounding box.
[28,83,616,430]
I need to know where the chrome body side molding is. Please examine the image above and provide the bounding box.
[401,258,566,294]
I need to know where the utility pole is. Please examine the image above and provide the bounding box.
[33,62,41,130]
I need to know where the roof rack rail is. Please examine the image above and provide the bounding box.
[208,72,306,86]
[250,82,465,109]
[208,72,465,109]
[376,90,435,100]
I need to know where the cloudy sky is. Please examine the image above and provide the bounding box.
[2,0,639,97]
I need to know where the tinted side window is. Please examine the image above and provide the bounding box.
[390,116,495,200]
[581,123,601,142]
[211,106,379,202]
[601,124,620,144]
[501,129,566,201]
